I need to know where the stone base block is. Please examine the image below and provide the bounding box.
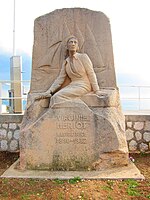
[1,159,145,180]
[20,101,129,171]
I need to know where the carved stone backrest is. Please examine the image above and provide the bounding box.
[30,8,116,93]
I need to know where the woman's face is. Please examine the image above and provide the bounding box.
[67,38,78,52]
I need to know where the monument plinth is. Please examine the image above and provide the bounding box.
[20,8,129,171]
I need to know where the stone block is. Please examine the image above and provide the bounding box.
[9,123,17,130]
[10,140,18,151]
[14,130,20,140]
[2,123,8,129]
[139,143,148,152]
[143,132,150,142]
[129,140,137,151]
[0,129,7,139]
[134,122,144,131]
[144,122,150,131]
[7,131,13,140]
[125,129,134,141]
[135,131,142,141]
[20,101,128,171]
[127,122,132,128]
[0,140,8,151]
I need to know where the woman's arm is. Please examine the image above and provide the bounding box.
[47,62,67,94]
[83,54,99,92]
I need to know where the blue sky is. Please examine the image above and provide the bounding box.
[0,52,31,81]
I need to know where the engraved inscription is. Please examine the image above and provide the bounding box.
[55,114,90,145]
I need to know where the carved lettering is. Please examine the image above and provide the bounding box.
[55,115,89,145]
[56,115,90,121]
[56,138,87,144]
[56,121,88,129]
[56,132,85,137]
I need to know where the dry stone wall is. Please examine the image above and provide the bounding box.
[0,114,150,152]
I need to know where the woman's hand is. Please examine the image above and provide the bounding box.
[95,90,107,97]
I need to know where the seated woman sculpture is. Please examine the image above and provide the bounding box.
[36,36,100,107]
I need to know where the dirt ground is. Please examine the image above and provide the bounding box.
[0,152,150,200]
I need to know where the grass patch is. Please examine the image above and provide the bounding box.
[68,176,82,184]
[124,179,141,197]
[53,178,64,184]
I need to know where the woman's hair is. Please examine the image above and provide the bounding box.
[65,35,79,59]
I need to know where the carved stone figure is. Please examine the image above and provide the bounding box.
[35,36,100,107]
[20,8,129,171]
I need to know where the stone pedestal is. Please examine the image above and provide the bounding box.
[20,95,128,171]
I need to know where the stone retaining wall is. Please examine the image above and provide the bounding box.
[125,115,150,152]
[0,115,23,152]
[0,114,150,152]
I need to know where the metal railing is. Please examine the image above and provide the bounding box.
[0,80,150,113]
[0,80,30,114]
[119,85,150,111]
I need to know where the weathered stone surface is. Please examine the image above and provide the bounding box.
[30,8,116,94]
[7,131,13,140]
[14,130,20,140]
[143,132,150,142]
[20,8,129,171]
[144,122,150,131]
[10,140,18,151]
[129,140,137,151]
[20,101,128,170]
[139,143,148,152]
[127,122,132,128]
[2,123,8,129]
[0,129,7,139]
[134,122,144,131]
[135,131,142,141]
[9,123,17,130]
[0,140,8,151]
[125,129,134,141]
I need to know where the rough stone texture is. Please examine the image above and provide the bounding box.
[145,121,150,131]
[14,130,20,140]
[127,122,132,128]
[2,159,144,180]
[10,140,18,151]
[0,115,22,152]
[0,129,7,139]
[30,8,116,94]
[2,123,8,129]
[0,114,150,153]
[20,101,128,171]
[129,140,137,151]
[125,129,134,141]
[9,123,17,130]
[125,115,150,152]
[134,122,144,130]
[139,143,148,152]
[7,131,13,140]
[135,131,142,141]
[1,140,8,151]
[20,8,129,171]
[143,132,150,142]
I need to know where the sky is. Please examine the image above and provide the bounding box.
[0,0,150,86]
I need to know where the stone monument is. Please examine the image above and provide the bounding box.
[20,8,129,171]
